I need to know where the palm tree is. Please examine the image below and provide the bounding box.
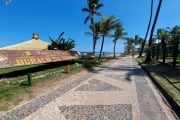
[98,15,120,60]
[170,25,180,67]
[134,35,139,46]
[139,0,153,57]
[145,0,162,62]
[157,28,169,63]
[135,36,144,53]
[151,37,157,59]
[112,24,126,58]
[155,29,161,60]
[124,37,134,55]
[82,0,103,54]
[86,22,102,53]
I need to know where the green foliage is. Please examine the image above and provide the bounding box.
[112,24,126,58]
[100,15,120,35]
[76,59,101,68]
[82,0,103,53]
[113,24,125,40]
[124,37,134,54]
[98,15,120,60]
[89,22,101,40]
[170,25,180,44]
[48,32,75,50]
[82,0,103,24]
[157,28,170,44]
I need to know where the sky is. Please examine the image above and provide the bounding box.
[0,0,180,53]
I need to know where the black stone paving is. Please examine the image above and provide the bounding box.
[133,62,168,120]
[59,104,132,120]
[0,74,94,120]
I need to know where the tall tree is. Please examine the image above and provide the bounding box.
[124,37,134,55]
[85,22,101,53]
[145,0,162,62]
[155,29,161,60]
[134,36,145,54]
[82,0,103,54]
[170,25,180,67]
[157,28,169,63]
[134,35,139,46]
[112,24,126,58]
[139,0,153,57]
[98,15,120,60]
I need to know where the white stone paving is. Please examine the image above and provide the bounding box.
[23,57,140,120]
[0,56,177,120]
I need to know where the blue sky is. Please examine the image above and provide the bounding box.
[0,0,179,53]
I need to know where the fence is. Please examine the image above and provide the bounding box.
[151,43,180,68]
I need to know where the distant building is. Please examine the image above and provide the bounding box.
[0,33,49,50]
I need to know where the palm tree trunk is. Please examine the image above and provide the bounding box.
[152,46,155,59]
[98,35,105,60]
[92,35,96,55]
[156,43,160,60]
[162,43,166,63]
[127,45,131,55]
[113,41,117,58]
[173,39,179,67]
[93,40,96,54]
[145,0,162,62]
[139,0,153,57]
[91,17,96,54]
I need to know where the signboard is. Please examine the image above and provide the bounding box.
[0,50,80,68]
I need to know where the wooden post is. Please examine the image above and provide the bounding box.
[66,65,70,74]
[27,73,32,86]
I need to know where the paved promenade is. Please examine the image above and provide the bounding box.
[0,56,177,120]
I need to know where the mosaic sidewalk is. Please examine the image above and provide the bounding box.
[0,57,176,120]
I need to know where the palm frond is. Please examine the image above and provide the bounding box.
[84,16,90,24]
[58,32,64,40]
[82,8,90,12]
[85,31,93,36]
[48,33,76,50]
[94,11,103,16]
[96,3,103,10]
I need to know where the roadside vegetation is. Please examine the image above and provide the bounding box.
[48,32,75,50]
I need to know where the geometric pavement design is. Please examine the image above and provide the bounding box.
[75,79,121,91]
[59,104,132,120]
